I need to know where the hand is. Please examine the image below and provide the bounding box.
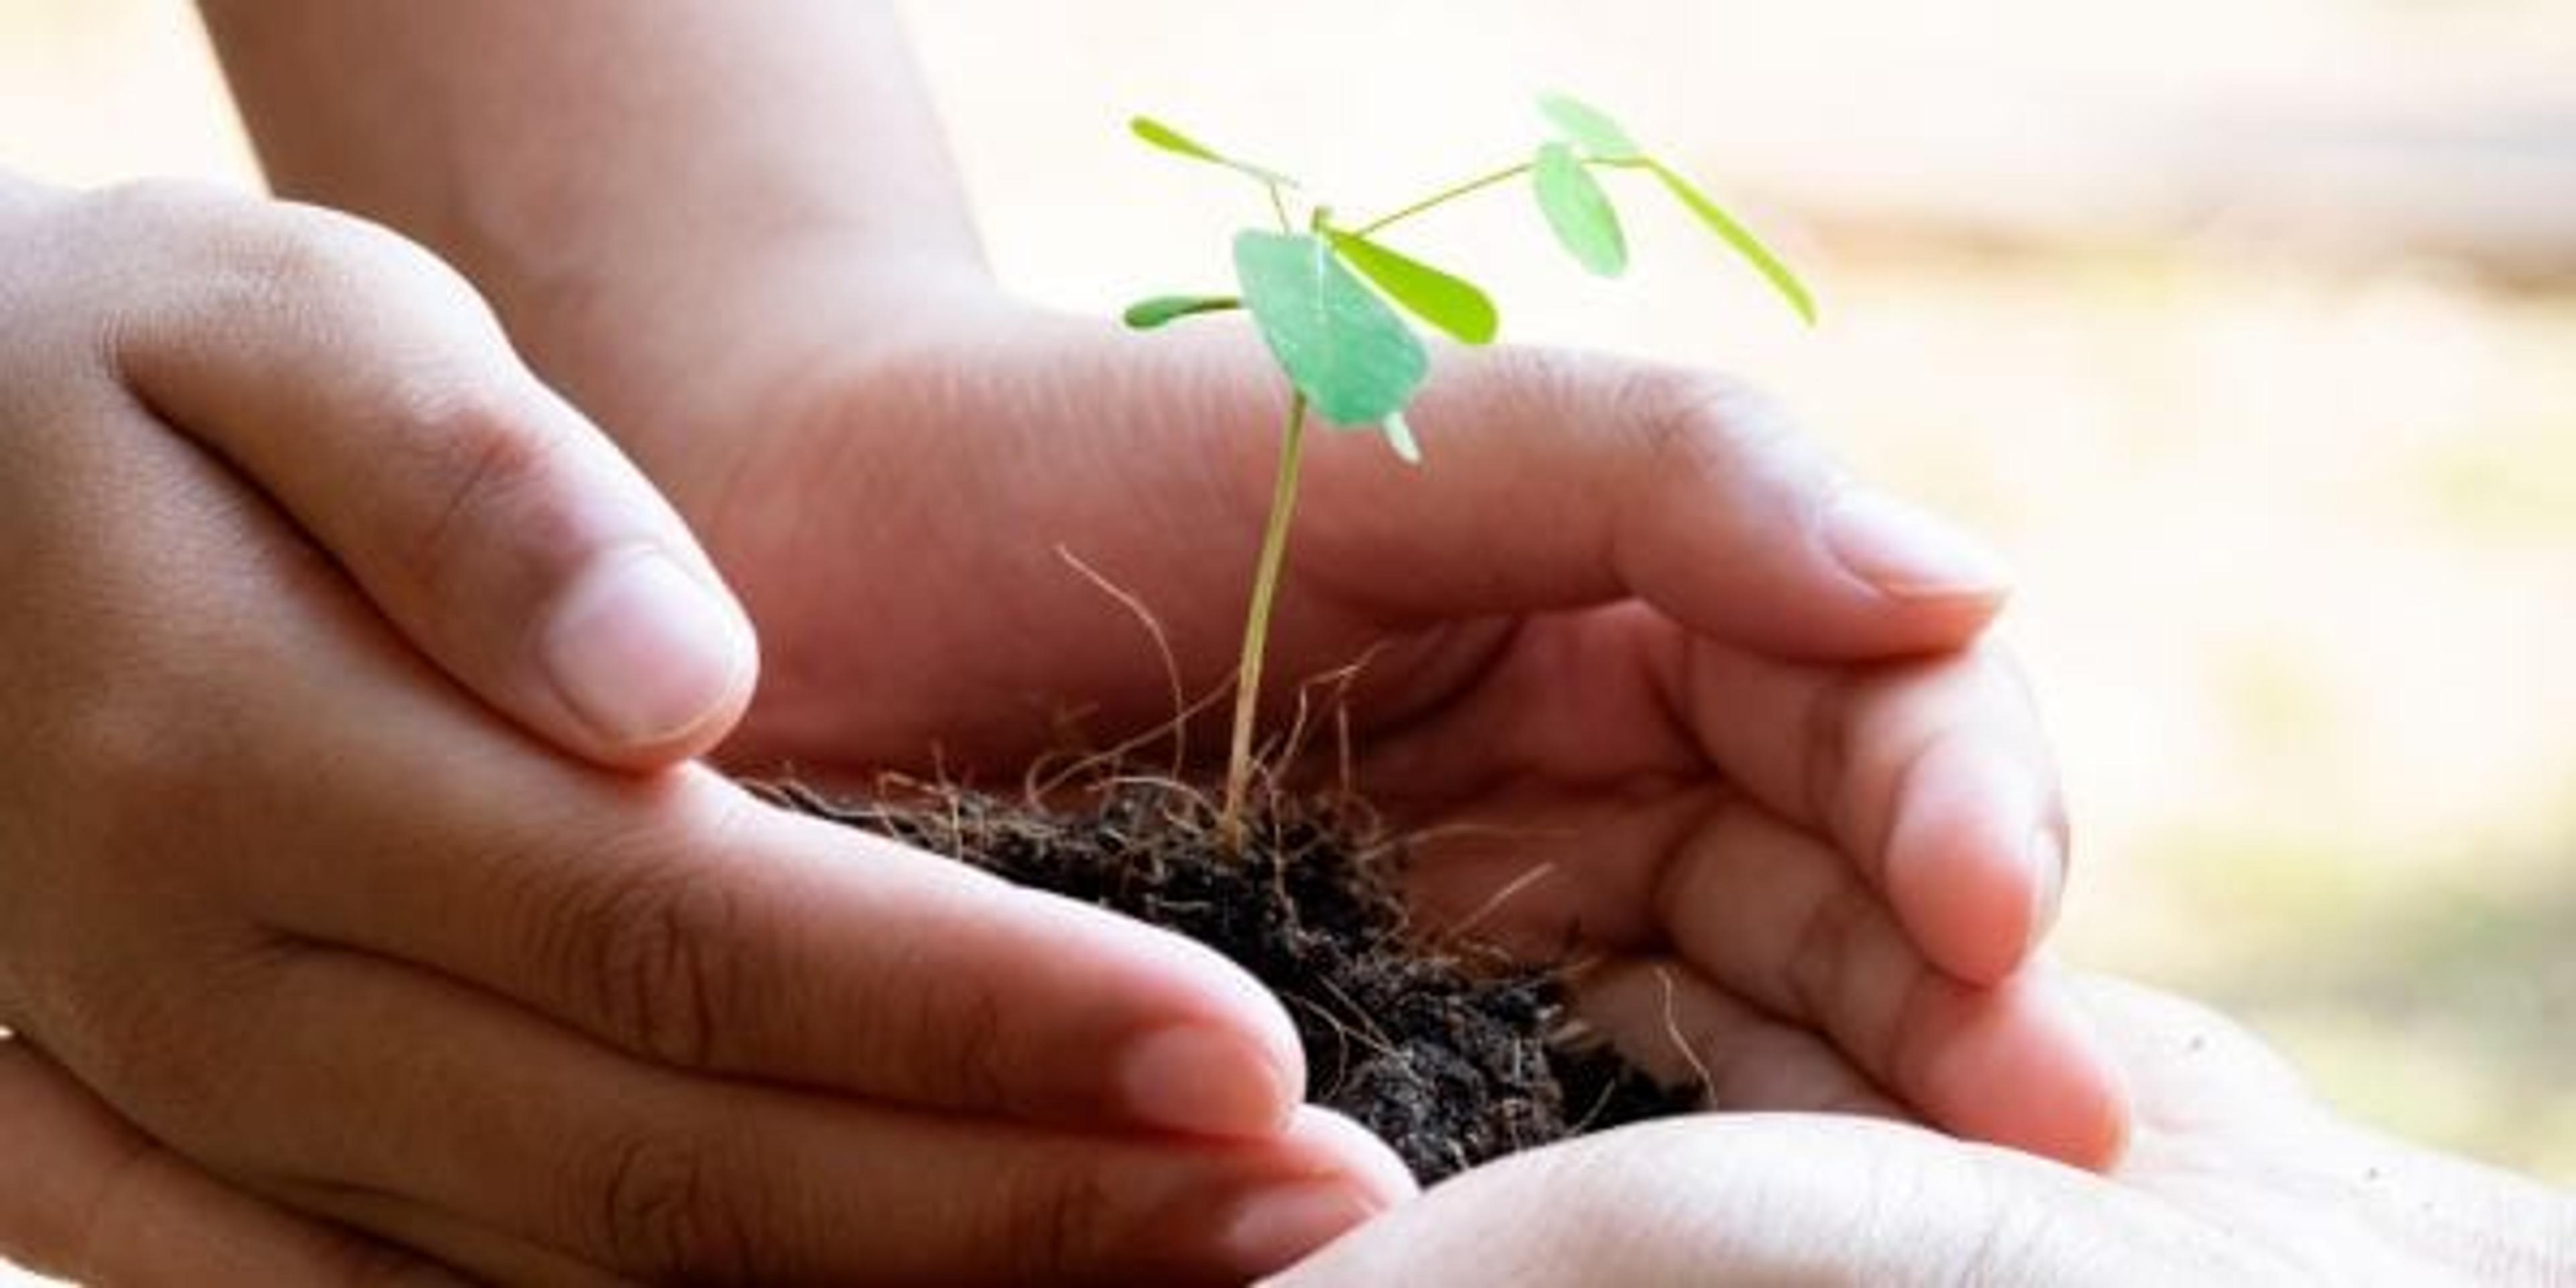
[1267,977,2576,1286]
[197,0,2124,1171]
[0,176,1407,1286]
[549,269,2128,1168]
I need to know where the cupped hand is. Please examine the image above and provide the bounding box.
[1269,976,2576,1285]
[544,270,2127,1169]
[0,178,1407,1286]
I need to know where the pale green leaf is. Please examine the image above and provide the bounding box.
[1231,230,1428,426]
[1536,93,1642,160]
[1128,115,1297,187]
[1645,160,1816,324]
[1532,142,1628,277]
[1121,294,1242,329]
[1325,229,1499,345]
[1381,410,1424,464]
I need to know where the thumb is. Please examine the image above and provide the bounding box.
[1289,346,2013,659]
[109,190,754,768]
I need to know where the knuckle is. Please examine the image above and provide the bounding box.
[1799,671,1866,838]
[1593,364,1833,559]
[987,1154,1124,1281]
[209,204,393,311]
[889,962,1014,1112]
[1783,875,1878,1026]
[211,199,441,307]
[1615,365,1797,472]
[389,384,570,599]
[583,1130,760,1283]
[543,855,745,1072]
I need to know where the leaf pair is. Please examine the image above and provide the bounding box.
[1125,114,1502,334]
[1124,237,1489,465]
[1225,231,1432,463]
[1126,114,1509,462]
[1121,95,1821,465]
[1527,93,1815,324]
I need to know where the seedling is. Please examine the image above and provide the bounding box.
[1122,93,1813,845]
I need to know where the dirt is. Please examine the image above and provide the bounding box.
[761,775,1695,1183]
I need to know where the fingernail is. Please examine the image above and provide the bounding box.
[1218,1181,1377,1274]
[540,549,754,747]
[1117,1024,1296,1137]
[2026,824,2066,958]
[1825,491,2013,600]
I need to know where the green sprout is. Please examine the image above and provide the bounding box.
[1122,93,1813,845]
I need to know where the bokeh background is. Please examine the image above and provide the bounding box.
[3,0,2571,1275]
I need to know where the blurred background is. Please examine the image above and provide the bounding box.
[1,0,2569,1270]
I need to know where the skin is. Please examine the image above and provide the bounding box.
[202,0,2123,1156]
[17,975,2571,1284]
[0,0,2133,1281]
[0,175,1409,1285]
[1271,978,2576,1286]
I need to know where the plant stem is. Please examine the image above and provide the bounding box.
[1221,390,1310,849]
[1263,178,1294,233]
[1352,160,1534,236]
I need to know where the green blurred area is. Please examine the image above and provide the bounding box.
[1,0,2570,1204]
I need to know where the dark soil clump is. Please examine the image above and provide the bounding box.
[763,776,1694,1182]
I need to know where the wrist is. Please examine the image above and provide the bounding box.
[502,233,1008,519]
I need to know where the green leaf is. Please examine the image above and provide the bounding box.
[1644,160,1816,325]
[1532,142,1627,277]
[1128,115,1297,187]
[1232,230,1429,427]
[1325,229,1499,345]
[1381,410,1424,465]
[1536,93,1641,160]
[1121,294,1242,329]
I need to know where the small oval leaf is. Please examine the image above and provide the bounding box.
[1121,294,1242,329]
[1532,142,1628,278]
[1232,230,1429,426]
[1128,114,1297,187]
[1326,230,1500,345]
[1130,115,1224,164]
[1645,160,1816,325]
[1536,93,1642,160]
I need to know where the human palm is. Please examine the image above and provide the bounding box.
[576,281,2125,1165]
[1273,978,2576,1285]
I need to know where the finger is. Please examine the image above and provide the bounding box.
[1650,798,2127,1168]
[101,183,755,768]
[1401,783,2123,1169]
[256,751,1315,1140]
[1280,345,2012,659]
[76,371,1320,1151]
[0,1037,468,1287]
[1570,957,1907,1120]
[154,944,1412,1286]
[1263,1115,2231,1288]
[262,1185,639,1288]
[1674,638,2067,982]
[2065,978,2576,1274]
[1389,785,2123,1167]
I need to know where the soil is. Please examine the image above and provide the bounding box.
[761,775,1695,1182]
